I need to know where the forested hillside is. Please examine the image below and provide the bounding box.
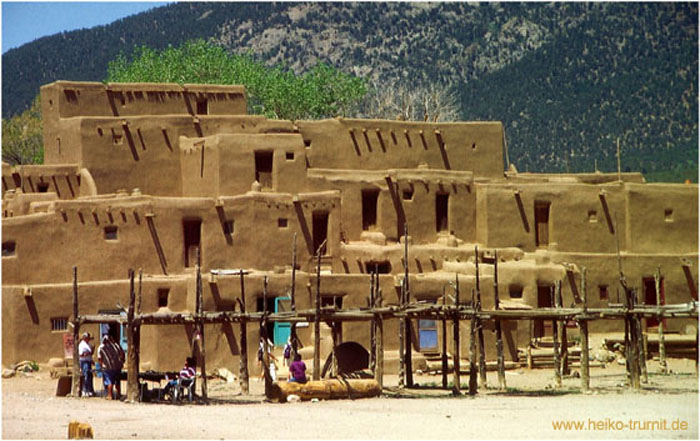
[2,2,697,181]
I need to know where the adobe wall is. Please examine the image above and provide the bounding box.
[296,119,504,179]
[1,164,81,201]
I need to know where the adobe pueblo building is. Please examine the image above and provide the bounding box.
[2,81,698,374]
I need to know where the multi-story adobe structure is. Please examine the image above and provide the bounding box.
[2,81,697,374]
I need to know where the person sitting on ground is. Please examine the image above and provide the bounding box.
[98,334,125,400]
[165,357,196,396]
[288,353,307,383]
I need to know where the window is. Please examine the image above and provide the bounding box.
[664,209,673,222]
[285,152,295,161]
[362,189,380,231]
[402,188,414,201]
[37,182,50,193]
[321,295,343,309]
[278,218,288,228]
[104,226,118,240]
[588,210,597,222]
[2,241,16,257]
[157,288,170,308]
[599,285,609,301]
[364,261,392,274]
[196,98,208,115]
[436,193,449,232]
[509,285,523,299]
[51,317,68,332]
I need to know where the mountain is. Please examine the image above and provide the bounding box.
[2,2,697,181]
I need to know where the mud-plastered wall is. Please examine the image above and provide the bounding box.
[180,133,308,198]
[297,119,504,179]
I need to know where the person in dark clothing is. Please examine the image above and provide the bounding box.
[288,353,307,383]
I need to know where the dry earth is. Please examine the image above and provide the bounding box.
[2,358,697,440]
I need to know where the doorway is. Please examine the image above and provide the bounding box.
[643,276,665,327]
[183,219,201,268]
[534,201,550,247]
[312,211,329,256]
[98,310,127,353]
[418,319,438,351]
[255,151,273,190]
[436,193,449,233]
[534,285,553,338]
[362,189,380,231]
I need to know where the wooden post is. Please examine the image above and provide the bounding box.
[452,274,461,395]
[313,242,323,381]
[557,280,570,376]
[290,233,299,361]
[493,252,506,390]
[580,267,590,391]
[441,286,448,390]
[137,269,143,315]
[474,246,487,389]
[551,284,562,388]
[398,305,405,389]
[369,271,376,374]
[403,224,413,387]
[71,266,81,397]
[375,286,384,389]
[635,291,648,384]
[625,287,641,390]
[655,267,667,374]
[126,269,140,402]
[262,276,273,396]
[238,271,249,395]
[196,260,207,400]
[468,288,477,396]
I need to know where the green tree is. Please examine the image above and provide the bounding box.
[106,40,367,120]
[2,95,43,165]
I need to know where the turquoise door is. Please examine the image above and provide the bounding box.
[273,297,291,346]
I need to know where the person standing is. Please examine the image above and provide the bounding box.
[98,334,125,400]
[78,332,95,397]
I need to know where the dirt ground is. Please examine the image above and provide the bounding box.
[2,357,697,440]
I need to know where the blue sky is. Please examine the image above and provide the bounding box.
[2,1,170,54]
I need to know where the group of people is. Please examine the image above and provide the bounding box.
[78,331,125,399]
[258,337,307,383]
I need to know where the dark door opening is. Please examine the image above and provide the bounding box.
[312,211,329,256]
[255,151,273,190]
[643,277,665,327]
[534,285,553,338]
[534,201,550,247]
[257,297,276,344]
[196,98,208,115]
[362,189,380,231]
[183,219,202,268]
[436,193,449,232]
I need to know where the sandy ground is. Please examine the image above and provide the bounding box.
[2,358,697,440]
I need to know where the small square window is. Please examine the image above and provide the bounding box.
[509,285,523,299]
[303,139,311,148]
[51,317,68,332]
[37,182,50,193]
[2,241,16,257]
[224,220,234,235]
[588,210,597,222]
[278,218,288,228]
[664,209,673,222]
[285,152,295,161]
[157,288,170,308]
[599,285,609,301]
[402,189,414,201]
[104,226,118,240]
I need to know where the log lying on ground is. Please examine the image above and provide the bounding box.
[273,378,381,403]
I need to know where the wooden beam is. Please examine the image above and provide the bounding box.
[375,284,384,389]
[126,269,140,402]
[494,251,506,391]
[557,280,570,376]
[441,286,448,390]
[71,266,80,397]
[452,274,461,395]
[468,288,477,396]
[196,259,208,400]
[313,243,323,381]
[475,247,487,389]
[551,284,562,388]
[403,223,413,387]
[579,267,590,391]
[238,271,249,395]
[655,267,667,374]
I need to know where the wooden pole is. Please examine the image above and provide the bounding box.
[290,233,298,360]
[313,242,323,381]
[441,286,448,390]
[71,266,81,397]
[452,274,461,395]
[369,271,376,374]
[493,252,506,390]
[403,223,413,387]
[262,276,273,396]
[557,280,570,376]
[196,259,208,400]
[635,290,648,384]
[474,246,487,389]
[238,271,249,395]
[580,267,590,391]
[655,267,667,374]
[468,288,477,396]
[626,287,641,390]
[375,286,384,389]
[126,269,140,402]
[137,269,143,315]
[551,285,562,388]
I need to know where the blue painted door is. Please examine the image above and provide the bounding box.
[274,297,291,346]
[418,319,438,351]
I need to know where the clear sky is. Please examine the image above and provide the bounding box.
[2,1,171,54]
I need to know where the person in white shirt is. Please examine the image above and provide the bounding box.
[78,332,95,397]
